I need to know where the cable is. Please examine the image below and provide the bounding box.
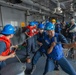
[15,54,22,63]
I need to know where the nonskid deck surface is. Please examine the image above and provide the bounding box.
[26,49,76,75]
[1,48,76,75]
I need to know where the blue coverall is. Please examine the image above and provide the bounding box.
[32,31,47,65]
[55,24,61,33]
[42,33,76,75]
[33,33,76,75]
[0,41,7,70]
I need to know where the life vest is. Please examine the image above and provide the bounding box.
[42,33,64,60]
[33,25,38,35]
[26,25,38,37]
[26,25,35,37]
[0,35,11,56]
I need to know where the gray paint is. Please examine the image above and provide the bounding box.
[1,6,25,27]
[1,62,26,75]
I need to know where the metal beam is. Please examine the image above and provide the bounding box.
[22,0,51,12]
[0,0,50,16]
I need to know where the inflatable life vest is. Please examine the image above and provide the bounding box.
[0,35,11,56]
[26,25,38,37]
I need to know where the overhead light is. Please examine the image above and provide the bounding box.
[60,10,63,13]
[56,8,63,13]
[53,1,63,14]
[57,7,61,11]
[53,7,63,14]
[70,3,74,12]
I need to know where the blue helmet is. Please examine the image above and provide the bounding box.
[43,20,49,26]
[29,21,35,26]
[46,20,49,23]
[1,24,15,35]
[45,22,55,30]
[38,23,44,29]
[34,21,39,25]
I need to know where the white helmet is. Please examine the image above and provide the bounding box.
[71,18,75,22]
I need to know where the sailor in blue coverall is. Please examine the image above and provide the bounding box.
[31,22,76,75]
[55,21,62,33]
[31,23,59,75]
[30,23,47,74]
[42,22,76,75]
